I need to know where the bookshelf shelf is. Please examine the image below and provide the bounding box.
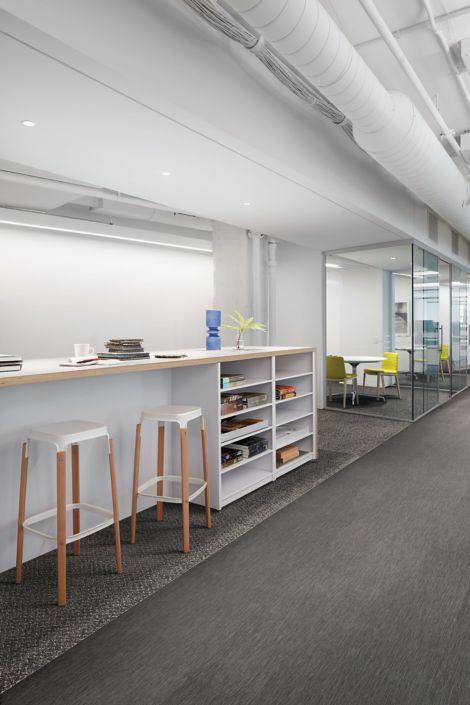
[220,425,272,446]
[221,449,272,475]
[275,391,313,405]
[220,378,271,392]
[221,466,273,506]
[276,428,312,451]
[275,371,312,382]
[276,409,314,428]
[220,402,272,420]
[275,451,314,477]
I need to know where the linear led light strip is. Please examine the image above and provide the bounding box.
[0,219,213,254]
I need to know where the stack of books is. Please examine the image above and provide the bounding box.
[0,354,23,373]
[276,384,297,400]
[99,339,150,361]
[276,444,300,465]
[221,446,243,469]
[221,393,245,416]
[220,373,246,389]
[243,391,268,408]
[225,435,268,459]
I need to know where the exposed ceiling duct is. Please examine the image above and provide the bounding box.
[216,0,470,237]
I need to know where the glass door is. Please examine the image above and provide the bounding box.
[412,246,440,418]
[451,265,467,393]
[438,260,451,395]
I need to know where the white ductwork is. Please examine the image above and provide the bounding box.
[224,0,470,235]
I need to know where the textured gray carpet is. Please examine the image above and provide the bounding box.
[0,410,407,696]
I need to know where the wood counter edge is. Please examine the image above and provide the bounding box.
[0,348,316,388]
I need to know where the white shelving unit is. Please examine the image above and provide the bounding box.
[170,349,316,510]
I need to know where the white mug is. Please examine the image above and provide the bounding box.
[74,343,94,357]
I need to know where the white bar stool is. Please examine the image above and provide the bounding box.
[130,405,211,553]
[16,420,122,607]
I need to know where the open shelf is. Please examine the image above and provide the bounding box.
[275,371,313,382]
[220,425,272,446]
[276,428,312,450]
[221,449,272,474]
[220,378,271,392]
[275,391,312,405]
[275,450,313,477]
[276,409,314,427]
[220,402,272,420]
[221,466,273,506]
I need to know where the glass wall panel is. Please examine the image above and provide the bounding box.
[438,260,451,395]
[451,265,467,393]
[412,246,440,418]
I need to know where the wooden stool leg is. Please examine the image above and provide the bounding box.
[71,444,80,556]
[201,417,211,529]
[362,372,366,391]
[130,423,141,544]
[108,438,123,574]
[180,426,190,553]
[376,375,380,397]
[156,423,165,522]
[57,451,67,607]
[16,442,29,584]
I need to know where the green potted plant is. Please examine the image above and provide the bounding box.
[223,311,267,350]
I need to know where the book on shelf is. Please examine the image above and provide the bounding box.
[220,373,246,389]
[220,392,245,415]
[242,392,268,408]
[276,444,300,464]
[225,435,268,459]
[276,384,297,400]
[221,446,244,469]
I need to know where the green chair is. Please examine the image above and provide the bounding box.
[362,352,401,399]
[326,355,358,409]
[439,343,450,380]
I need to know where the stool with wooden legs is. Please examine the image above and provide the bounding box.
[16,421,122,607]
[130,405,211,553]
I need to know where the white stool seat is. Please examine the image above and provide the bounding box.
[29,420,109,451]
[141,405,202,427]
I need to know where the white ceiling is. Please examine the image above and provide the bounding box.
[1,0,470,252]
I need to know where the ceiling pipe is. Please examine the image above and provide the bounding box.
[356,4,470,49]
[358,0,466,166]
[421,0,470,109]
[224,0,470,235]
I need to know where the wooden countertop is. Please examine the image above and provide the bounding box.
[0,347,315,388]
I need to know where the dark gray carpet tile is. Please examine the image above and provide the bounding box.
[0,410,405,695]
[4,389,470,705]
[0,448,351,694]
[319,409,408,456]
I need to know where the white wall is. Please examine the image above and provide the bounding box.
[275,241,324,405]
[0,226,214,358]
[326,266,384,380]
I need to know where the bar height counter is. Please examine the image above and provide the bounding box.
[0,347,316,571]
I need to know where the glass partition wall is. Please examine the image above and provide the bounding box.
[325,243,469,421]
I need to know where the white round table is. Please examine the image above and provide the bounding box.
[343,356,386,403]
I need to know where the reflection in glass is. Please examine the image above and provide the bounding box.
[412,246,440,418]
[451,266,467,393]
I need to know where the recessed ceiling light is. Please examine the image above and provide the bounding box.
[243,202,251,206]
[390,256,397,260]
[161,171,171,176]
[325,263,341,269]
[21,120,36,127]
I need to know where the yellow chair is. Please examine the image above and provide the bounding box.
[326,355,358,409]
[439,343,450,380]
[362,352,401,398]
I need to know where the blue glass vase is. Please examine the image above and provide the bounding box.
[206,309,222,351]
